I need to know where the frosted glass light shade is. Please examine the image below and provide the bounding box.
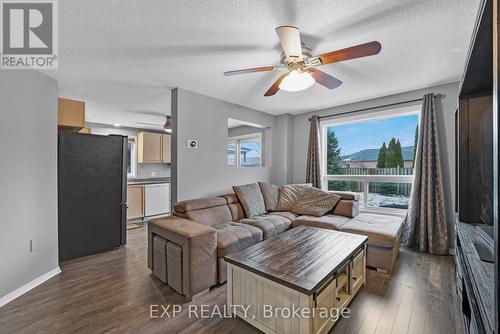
[279,70,315,92]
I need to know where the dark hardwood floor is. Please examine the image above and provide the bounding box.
[0,227,459,334]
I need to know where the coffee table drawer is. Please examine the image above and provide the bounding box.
[350,249,365,294]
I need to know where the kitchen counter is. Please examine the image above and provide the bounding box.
[127,177,171,185]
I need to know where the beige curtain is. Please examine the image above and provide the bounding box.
[306,115,322,189]
[407,93,448,254]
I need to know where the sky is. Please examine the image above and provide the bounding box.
[328,114,419,155]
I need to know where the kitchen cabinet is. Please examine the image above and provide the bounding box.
[162,134,171,163]
[144,183,171,216]
[138,132,171,164]
[138,132,162,163]
[127,185,144,220]
[58,97,85,131]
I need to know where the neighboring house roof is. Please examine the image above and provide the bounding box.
[343,146,414,162]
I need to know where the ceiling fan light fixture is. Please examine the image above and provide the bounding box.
[278,69,315,92]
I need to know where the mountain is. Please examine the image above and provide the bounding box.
[343,146,414,161]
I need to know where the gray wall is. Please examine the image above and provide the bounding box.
[0,71,59,299]
[291,82,459,248]
[272,114,294,185]
[171,88,275,202]
[90,124,171,178]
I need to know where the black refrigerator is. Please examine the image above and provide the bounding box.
[58,132,127,261]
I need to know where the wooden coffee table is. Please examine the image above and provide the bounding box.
[225,226,368,334]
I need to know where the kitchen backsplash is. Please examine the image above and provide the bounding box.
[136,163,170,179]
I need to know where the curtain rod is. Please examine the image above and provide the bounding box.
[309,93,445,121]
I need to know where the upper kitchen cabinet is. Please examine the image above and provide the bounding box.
[162,134,171,163]
[58,98,85,131]
[138,132,171,163]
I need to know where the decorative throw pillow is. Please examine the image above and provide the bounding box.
[292,187,342,217]
[233,183,267,218]
[276,184,312,211]
[258,182,280,211]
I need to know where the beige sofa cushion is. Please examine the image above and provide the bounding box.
[268,211,299,221]
[240,214,291,240]
[219,194,245,221]
[233,183,267,218]
[213,222,263,257]
[292,214,351,230]
[176,205,233,227]
[174,197,226,213]
[332,199,359,218]
[292,187,341,217]
[340,213,404,248]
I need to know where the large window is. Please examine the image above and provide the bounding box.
[322,111,419,213]
[227,133,262,167]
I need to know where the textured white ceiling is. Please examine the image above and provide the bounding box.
[46,0,480,116]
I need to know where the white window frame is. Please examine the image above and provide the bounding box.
[227,139,237,167]
[320,106,420,216]
[128,136,138,178]
[227,132,263,168]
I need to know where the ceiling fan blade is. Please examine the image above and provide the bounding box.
[264,73,288,97]
[316,41,381,65]
[275,26,303,60]
[308,68,343,89]
[223,65,279,76]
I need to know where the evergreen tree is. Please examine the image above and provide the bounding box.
[376,142,387,168]
[395,139,404,167]
[385,138,404,168]
[326,129,342,175]
[386,138,398,167]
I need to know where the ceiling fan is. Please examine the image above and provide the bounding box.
[136,115,172,133]
[223,26,381,96]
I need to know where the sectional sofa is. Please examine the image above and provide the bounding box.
[148,190,404,299]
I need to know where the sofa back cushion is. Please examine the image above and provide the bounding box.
[332,199,359,218]
[219,194,245,221]
[174,197,233,226]
[292,188,341,217]
[233,183,267,218]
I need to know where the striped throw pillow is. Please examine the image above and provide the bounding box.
[292,187,341,217]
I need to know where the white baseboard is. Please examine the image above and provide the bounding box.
[0,266,61,308]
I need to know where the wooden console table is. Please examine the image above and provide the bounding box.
[225,226,367,334]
